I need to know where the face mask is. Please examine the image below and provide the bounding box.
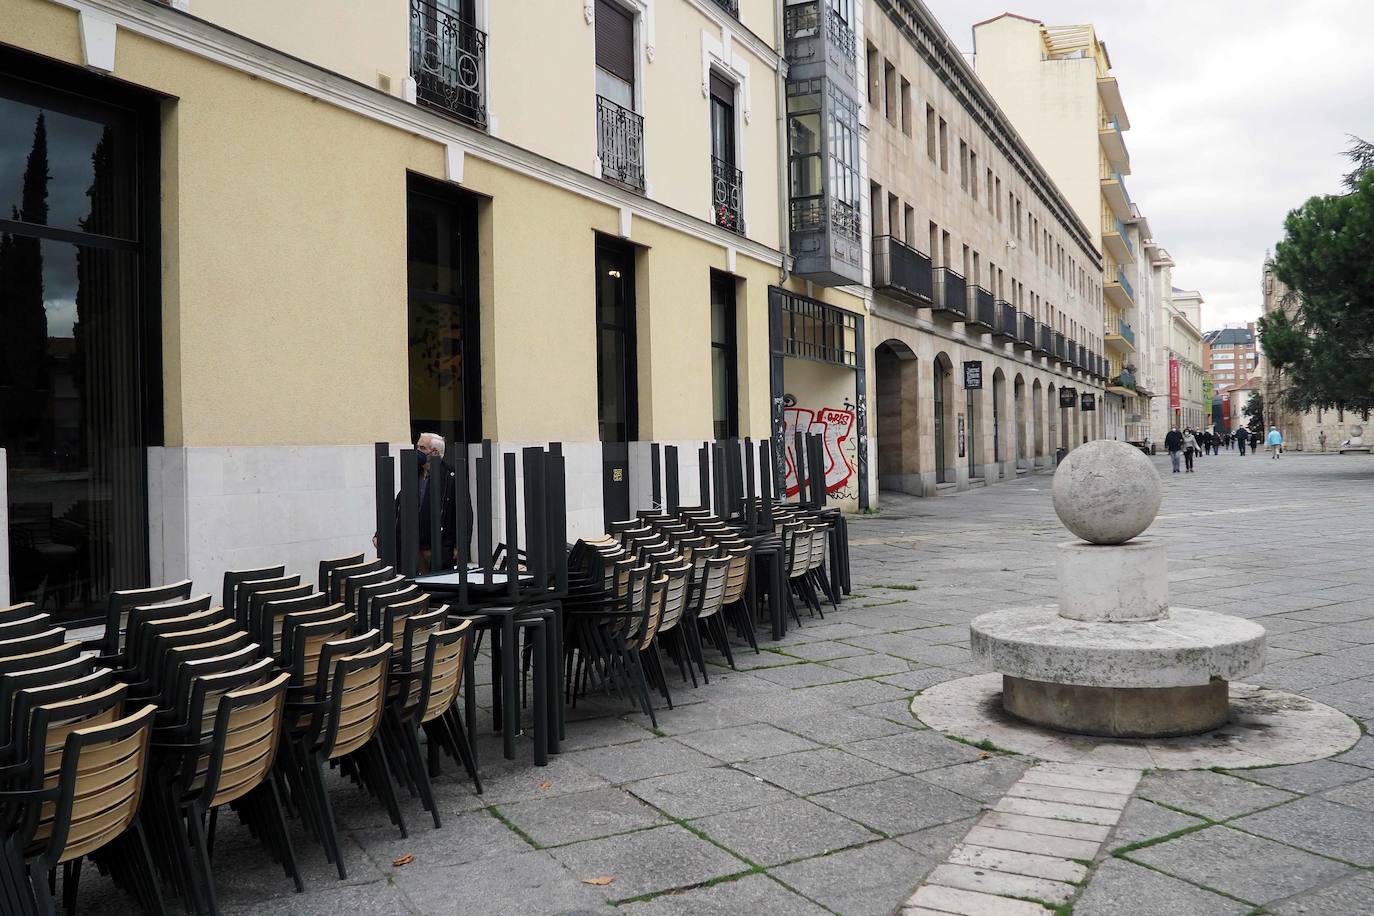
[416,451,429,468]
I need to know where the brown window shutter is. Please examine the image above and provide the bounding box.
[596,0,635,84]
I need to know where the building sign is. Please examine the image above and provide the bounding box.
[1059,387,1077,409]
[1169,358,1181,409]
[1081,393,1096,411]
[963,361,983,390]
[957,414,966,458]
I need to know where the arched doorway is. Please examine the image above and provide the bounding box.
[933,353,954,484]
[1014,373,1027,470]
[875,340,920,494]
[992,368,1007,479]
[1032,379,1044,464]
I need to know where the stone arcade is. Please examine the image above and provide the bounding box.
[969,440,1267,737]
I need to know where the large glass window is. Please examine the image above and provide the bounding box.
[710,272,738,440]
[406,180,480,448]
[786,79,823,233]
[1,60,158,623]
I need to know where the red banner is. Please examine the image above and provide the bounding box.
[1169,358,1181,409]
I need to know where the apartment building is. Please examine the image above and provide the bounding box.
[1203,324,1262,393]
[0,0,870,612]
[971,16,1143,443]
[864,0,1106,498]
[1165,289,1207,430]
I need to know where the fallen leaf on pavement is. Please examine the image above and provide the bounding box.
[581,876,615,886]
[392,854,414,867]
[538,780,552,790]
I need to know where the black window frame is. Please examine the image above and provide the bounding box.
[0,46,164,624]
[595,236,639,444]
[710,270,739,440]
[405,173,483,448]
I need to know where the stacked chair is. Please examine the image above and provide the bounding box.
[0,547,484,914]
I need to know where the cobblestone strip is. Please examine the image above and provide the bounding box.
[902,761,1143,915]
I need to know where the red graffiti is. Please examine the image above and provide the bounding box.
[783,406,855,497]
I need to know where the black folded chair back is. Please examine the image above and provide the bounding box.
[353,576,409,630]
[0,643,83,679]
[245,584,313,643]
[0,601,38,624]
[101,580,194,657]
[0,628,66,661]
[232,576,300,629]
[257,592,333,658]
[0,613,52,641]
[0,655,96,747]
[318,553,366,595]
[221,567,285,616]
[325,559,384,603]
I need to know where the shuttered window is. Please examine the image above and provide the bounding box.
[595,0,635,85]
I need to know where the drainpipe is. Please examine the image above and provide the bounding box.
[774,3,790,285]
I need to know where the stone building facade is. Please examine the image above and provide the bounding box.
[864,0,1106,497]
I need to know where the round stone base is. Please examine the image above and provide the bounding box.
[912,672,1361,770]
[1002,675,1229,738]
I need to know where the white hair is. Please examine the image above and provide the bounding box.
[419,432,446,457]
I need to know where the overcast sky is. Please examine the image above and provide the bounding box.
[922,0,1374,330]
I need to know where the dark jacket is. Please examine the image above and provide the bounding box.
[395,459,470,553]
[1165,430,1183,452]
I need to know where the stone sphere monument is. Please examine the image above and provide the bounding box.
[970,440,1266,737]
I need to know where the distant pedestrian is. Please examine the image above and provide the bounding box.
[1266,426,1284,459]
[1183,428,1199,472]
[1319,430,1328,452]
[1165,427,1184,473]
[1236,428,1248,456]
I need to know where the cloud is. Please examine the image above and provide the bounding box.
[920,0,1374,328]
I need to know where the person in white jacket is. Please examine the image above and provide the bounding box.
[1182,428,1199,472]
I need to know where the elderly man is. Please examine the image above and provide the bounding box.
[374,432,461,573]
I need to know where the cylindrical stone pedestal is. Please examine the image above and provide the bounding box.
[1057,539,1169,622]
[1003,675,1230,738]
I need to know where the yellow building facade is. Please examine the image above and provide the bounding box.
[0,0,870,610]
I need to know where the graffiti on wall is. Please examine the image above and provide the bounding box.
[782,404,856,498]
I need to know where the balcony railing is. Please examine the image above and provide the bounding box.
[1102,165,1134,206]
[783,1,819,60]
[1117,266,1135,302]
[410,0,488,128]
[1117,318,1136,348]
[871,235,933,305]
[1017,312,1036,350]
[995,301,1017,341]
[597,96,645,192]
[1110,368,1138,392]
[1112,216,1134,256]
[1078,344,1087,369]
[709,0,740,17]
[712,156,744,233]
[1067,338,1078,367]
[1053,331,1067,363]
[968,286,995,331]
[1036,322,1053,355]
[931,268,968,319]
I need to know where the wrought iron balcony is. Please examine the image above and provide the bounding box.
[1078,344,1088,369]
[597,96,645,192]
[1017,312,1036,350]
[410,0,488,129]
[967,286,995,332]
[871,235,933,306]
[709,0,739,17]
[712,156,744,233]
[1053,331,1067,364]
[827,6,856,59]
[994,301,1017,342]
[1067,337,1078,368]
[931,267,968,320]
[1110,369,1138,392]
